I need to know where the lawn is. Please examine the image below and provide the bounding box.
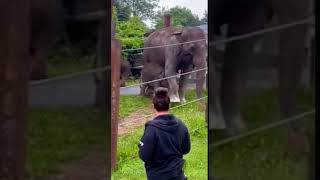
[119,93,149,118]
[112,91,208,180]
[25,84,314,180]
[124,79,140,87]
[211,88,315,180]
[26,107,108,179]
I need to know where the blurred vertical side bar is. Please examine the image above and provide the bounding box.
[0,0,30,179]
[96,0,112,177]
[207,0,215,179]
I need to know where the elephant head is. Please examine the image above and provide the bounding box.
[120,59,131,87]
[175,27,208,99]
[140,63,167,97]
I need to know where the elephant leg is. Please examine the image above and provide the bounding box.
[209,58,225,130]
[195,65,206,100]
[30,30,51,80]
[276,12,310,153]
[221,22,260,135]
[140,84,146,96]
[29,49,49,80]
[30,0,63,80]
[165,57,180,102]
[179,66,193,103]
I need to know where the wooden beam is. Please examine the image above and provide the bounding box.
[0,0,30,179]
[164,14,171,27]
[111,39,121,170]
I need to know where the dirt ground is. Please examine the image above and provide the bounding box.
[118,106,156,135]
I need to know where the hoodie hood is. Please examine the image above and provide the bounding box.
[146,114,180,133]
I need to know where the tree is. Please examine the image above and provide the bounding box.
[114,1,130,21]
[201,10,207,24]
[153,6,203,28]
[115,16,149,58]
[117,0,159,20]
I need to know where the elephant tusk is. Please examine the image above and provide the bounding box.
[144,86,149,94]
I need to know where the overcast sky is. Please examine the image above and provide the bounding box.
[158,0,207,18]
[145,0,208,28]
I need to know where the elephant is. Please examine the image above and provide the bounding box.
[30,0,64,80]
[208,0,313,178]
[120,59,131,87]
[29,0,106,80]
[142,26,207,103]
[140,63,169,97]
[208,0,312,131]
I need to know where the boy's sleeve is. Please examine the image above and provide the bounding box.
[181,126,191,155]
[138,125,156,162]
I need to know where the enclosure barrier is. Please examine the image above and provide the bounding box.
[27,15,314,137]
[123,96,208,123]
[120,67,208,89]
[28,16,313,88]
[211,110,315,148]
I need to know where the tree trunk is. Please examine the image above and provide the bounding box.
[0,0,30,179]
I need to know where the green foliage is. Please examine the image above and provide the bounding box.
[112,5,119,22]
[114,1,130,21]
[115,16,148,58]
[117,0,159,20]
[154,6,203,28]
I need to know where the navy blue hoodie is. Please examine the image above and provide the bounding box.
[138,114,191,180]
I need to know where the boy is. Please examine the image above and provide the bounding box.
[138,87,191,180]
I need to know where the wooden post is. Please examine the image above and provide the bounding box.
[164,14,171,27]
[111,39,121,170]
[0,0,30,179]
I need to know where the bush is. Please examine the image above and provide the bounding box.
[115,16,149,59]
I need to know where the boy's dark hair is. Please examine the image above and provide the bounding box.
[153,87,170,111]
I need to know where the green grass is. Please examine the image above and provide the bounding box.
[211,88,315,180]
[125,79,140,87]
[112,91,208,180]
[119,95,150,118]
[26,107,107,179]
[47,55,93,77]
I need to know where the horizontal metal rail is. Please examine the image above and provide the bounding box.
[211,110,315,148]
